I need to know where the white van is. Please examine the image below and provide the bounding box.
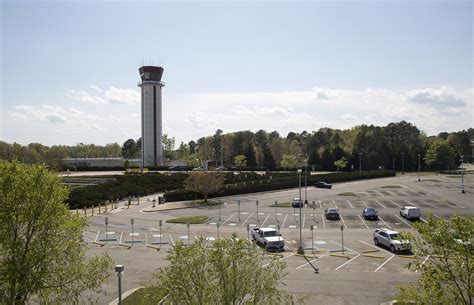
[400,206,421,221]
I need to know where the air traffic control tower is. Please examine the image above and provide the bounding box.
[138,66,165,167]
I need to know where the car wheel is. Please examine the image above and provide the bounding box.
[400,211,403,217]
[390,245,395,253]
[374,238,379,246]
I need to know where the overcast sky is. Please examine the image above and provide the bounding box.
[1,0,472,146]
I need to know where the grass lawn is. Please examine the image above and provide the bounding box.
[123,287,167,305]
[186,199,223,207]
[337,192,355,196]
[166,215,210,224]
[270,202,291,207]
[381,185,402,188]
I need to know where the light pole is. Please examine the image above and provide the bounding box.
[105,217,109,243]
[418,154,421,181]
[297,169,304,255]
[358,153,362,173]
[115,265,124,305]
[159,220,162,245]
[131,218,134,244]
[186,222,190,246]
[217,222,220,240]
[237,200,241,222]
[401,152,405,174]
[461,155,465,194]
[304,165,308,204]
[310,225,314,254]
[340,225,345,256]
[275,200,278,222]
[247,224,250,241]
[256,200,259,222]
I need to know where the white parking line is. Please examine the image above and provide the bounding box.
[389,200,401,208]
[241,213,253,226]
[321,214,326,229]
[333,200,338,209]
[330,240,359,254]
[358,240,393,255]
[169,234,175,246]
[119,232,123,243]
[261,214,270,227]
[419,199,436,208]
[375,255,395,272]
[296,256,320,269]
[145,232,148,245]
[340,214,348,230]
[95,230,100,242]
[302,214,306,229]
[346,200,354,209]
[375,200,386,208]
[319,200,322,209]
[335,253,361,271]
[282,213,288,228]
[262,253,296,268]
[378,216,391,229]
[361,200,369,208]
[394,214,414,229]
[222,213,235,225]
[358,215,370,229]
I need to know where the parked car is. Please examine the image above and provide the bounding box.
[324,208,340,220]
[291,198,303,208]
[168,165,188,171]
[400,206,421,221]
[314,181,332,189]
[362,207,378,220]
[251,227,285,250]
[373,228,412,253]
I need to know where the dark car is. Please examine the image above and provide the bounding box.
[314,181,332,189]
[324,208,340,220]
[362,207,378,220]
[168,165,188,171]
[291,198,303,208]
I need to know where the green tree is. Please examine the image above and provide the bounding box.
[184,172,224,203]
[233,155,247,170]
[150,234,303,305]
[261,143,276,170]
[334,157,348,171]
[424,139,456,170]
[0,161,113,304]
[280,154,297,170]
[122,139,138,159]
[397,213,473,304]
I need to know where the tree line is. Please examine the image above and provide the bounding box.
[1,121,472,171]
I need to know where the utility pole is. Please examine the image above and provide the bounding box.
[461,155,465,194]
[418,154,421,181]
[297,169,304,255]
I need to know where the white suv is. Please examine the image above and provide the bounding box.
[373,228,412,253]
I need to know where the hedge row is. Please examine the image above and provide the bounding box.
[163,170,395,202]
[67,172,188,209]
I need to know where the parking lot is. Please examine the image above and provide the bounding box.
[85,173,472,304]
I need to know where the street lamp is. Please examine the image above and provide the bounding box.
[417,154,421,181]
[304,165,308,204]
[358,153,362,173]
[401,153,405,174]
[461,155,465,194]
[115,265,124,305]
[297,169,304,255]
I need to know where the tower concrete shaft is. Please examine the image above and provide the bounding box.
[138,66,165,167]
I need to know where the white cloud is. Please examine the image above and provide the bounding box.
[406,87,466,108]
[104,87,140,105]
[90,85,103,93]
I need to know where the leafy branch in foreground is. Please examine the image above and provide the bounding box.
[397,213,473,305]
[0,161,113,304]
[149,234,304,305]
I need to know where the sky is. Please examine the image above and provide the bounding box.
[1,0,472,146]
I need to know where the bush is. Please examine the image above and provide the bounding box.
[164,171,395,202]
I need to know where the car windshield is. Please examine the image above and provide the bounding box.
[389,233,399,240]
[328,209,338,213]
[366,208,376,213]
[264,231,278,237]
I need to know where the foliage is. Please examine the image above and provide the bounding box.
[122,138,140,159]
[184,172,225,203]
[150,234,303,305]
[397,213,473,305]
[122,287,168,305]
[280,154,298,170]
[234,155,247,169]
[424,139,456,170]
[165,170,395,202]
[0,161,113,304]
[334,157,348,171]
[166,216,210,224]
